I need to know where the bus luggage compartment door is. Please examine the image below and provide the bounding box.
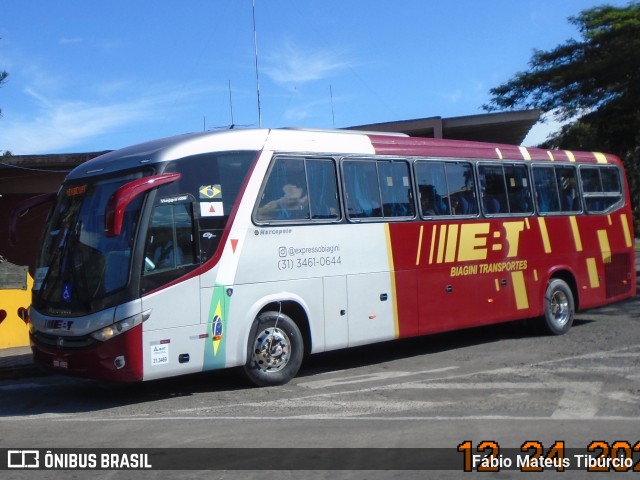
[323,275,348,351]
[346,272,396,347]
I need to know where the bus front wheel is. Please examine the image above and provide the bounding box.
[542,278,574,335]
[244,311,304,387]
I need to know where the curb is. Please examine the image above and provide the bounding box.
[0,363,45,381]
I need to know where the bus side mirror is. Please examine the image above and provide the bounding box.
[105,173,181,237]
[9,193,57,246]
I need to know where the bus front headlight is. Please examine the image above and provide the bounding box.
[90,310,150,342]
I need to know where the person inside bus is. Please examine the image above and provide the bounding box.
[149,229,182,271]
[258,183,310,220]
[419,184,447,216]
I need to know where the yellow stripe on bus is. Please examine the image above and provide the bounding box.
[597,230,611,264]
[415,225,424,266]
[445,224,458,263]
[429,225,437,264]
[547,151,555,161]
[621,214,632,248]
[537,218,552,253]
[511,271,529,310]
[384,224,400,338]
[586,258,600,288]
[565,150,576,162]
[436,225,447,264]
[519,146,531,160]
[569,216,583,252]
[594,152,608,164]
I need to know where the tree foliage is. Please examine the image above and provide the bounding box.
[484,2,640,227]
[0,37,7,118]
[0,67,7,118]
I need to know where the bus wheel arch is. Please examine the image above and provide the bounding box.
[243,300,310,387]
[541,273,577,335]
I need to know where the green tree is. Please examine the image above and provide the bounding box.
[484,2,640,229]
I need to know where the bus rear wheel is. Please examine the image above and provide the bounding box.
[244,311,304,387]
[542,278,574,335]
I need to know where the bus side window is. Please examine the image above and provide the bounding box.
[415,161,449,217]
[556,166,580,212]
[445,162,477,216]
[343,160,383,219]
[144,203,196,274]
[256,158,310,221]
[505,164,533,214]
[581,166,622,212]
[479,165,507,214]
[307,159,340,220]
[415,161,476,217]
[533,166,560,213]
[377,160,415,218]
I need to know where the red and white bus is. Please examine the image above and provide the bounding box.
[27,128,636,386]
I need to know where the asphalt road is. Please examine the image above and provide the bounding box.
[1,289,639,479]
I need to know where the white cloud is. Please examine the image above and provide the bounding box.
[263,41,351,86]
[0,83,195,154]
[59,37,83,45]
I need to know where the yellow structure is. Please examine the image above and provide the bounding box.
[0,274,32,348]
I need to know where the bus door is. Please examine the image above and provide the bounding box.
[139,199,201,376]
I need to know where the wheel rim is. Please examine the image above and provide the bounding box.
[549,289,570,327]
[252,327,291,372]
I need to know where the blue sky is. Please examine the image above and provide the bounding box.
[0,0,631,154]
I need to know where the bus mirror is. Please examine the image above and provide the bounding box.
[105,173,181,236]
[9,193,57,246]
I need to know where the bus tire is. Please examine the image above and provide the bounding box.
[243,311,304,387]
[542,278,574,335]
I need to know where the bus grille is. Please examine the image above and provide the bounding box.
[32,331,97,350]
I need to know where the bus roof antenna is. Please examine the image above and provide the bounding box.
[228,80,235,128]
[252,0,262,128]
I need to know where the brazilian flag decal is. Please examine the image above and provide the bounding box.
[203,286,229,370]
[199,184,222,199]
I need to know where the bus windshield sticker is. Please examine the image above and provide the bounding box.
[199,184,222,199]
[159,194,190,205]
[200,201,224,217]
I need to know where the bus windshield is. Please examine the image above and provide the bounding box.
[33,171,148,315]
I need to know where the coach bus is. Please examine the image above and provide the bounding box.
[25,128,636,386]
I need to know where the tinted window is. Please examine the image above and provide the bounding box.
[256,158,309,221]
[256,157,340,222]
[479,165,509,214]
[343,159,415,220]
[307,159,340,220]
[479,164,532,215]
[377,161,415,217]
[556,166,580,212]
[533,165,580,214]
[580,166,622,212]
[505,165,532,214]
[343,160,382,218]
[533,166,560,213]
[144,203,197,274]
[415,161,477,217]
